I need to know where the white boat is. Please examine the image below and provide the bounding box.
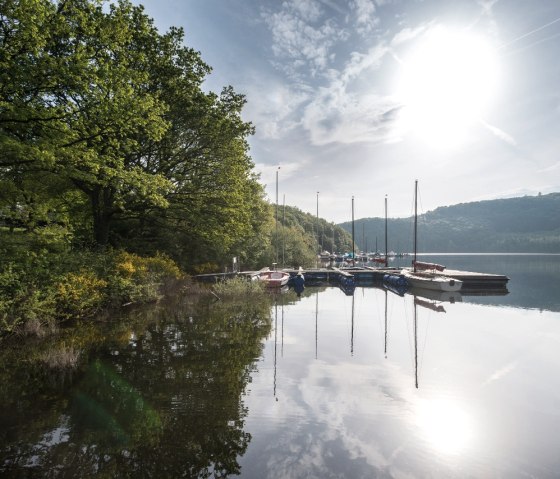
[402,269,462,292]
[402,180,463,293]
[257,270,290,288]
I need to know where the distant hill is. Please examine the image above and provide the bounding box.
[338,193,560,253]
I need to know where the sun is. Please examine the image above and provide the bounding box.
[396,26,500,148]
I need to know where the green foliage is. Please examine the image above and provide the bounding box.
[107,251,184,305]
[54,270,107,320]
[0,241,185,335]
[212,276,266,297]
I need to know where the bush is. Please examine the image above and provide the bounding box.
[0,247,185,336]
[212,276,265,298]
[54,271,108,320]
[108,251,184,305]
[0,262,56,334]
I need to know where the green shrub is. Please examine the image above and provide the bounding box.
[107,251,184,305]
[54,271,108,320]
[212,276,266,297]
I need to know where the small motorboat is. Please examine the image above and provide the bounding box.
[257,270,291,288]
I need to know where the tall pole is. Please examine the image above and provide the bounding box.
[384,194,388,267]
[275,167,280,266]
[316,191,320,253]
[351,196,355,262]
[282,194,286,268]
[413,179,418,272]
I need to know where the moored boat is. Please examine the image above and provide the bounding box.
[403,180,463,293]
[401,269,462,292]
[257,270,290,288]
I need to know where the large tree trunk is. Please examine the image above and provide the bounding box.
[91,187,113,246]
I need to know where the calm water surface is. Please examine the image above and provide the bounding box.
[1,254,560,478]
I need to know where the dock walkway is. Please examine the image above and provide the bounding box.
[194,266,509,292]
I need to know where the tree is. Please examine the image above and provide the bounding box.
[0,0,171,245]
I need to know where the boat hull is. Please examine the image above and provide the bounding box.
[257,271,290,288]
[402,270,462,292]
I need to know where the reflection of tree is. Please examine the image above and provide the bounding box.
[0,296,272,477]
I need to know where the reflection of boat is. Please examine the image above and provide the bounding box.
[402,180,462,292]
[409,287,462,303]
[257,270,290,287]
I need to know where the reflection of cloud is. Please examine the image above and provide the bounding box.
[244,355,427,478]
[482,361,518,386]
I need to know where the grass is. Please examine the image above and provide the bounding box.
[212,276,266,298]
[39,345,81,370]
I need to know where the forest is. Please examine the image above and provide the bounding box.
[340,193,560,253]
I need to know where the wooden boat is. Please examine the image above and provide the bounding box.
[257,270,290,288]
[401,180,462,293]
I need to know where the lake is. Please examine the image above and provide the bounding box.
[1,254,559,478]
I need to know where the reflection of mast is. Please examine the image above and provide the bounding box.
[412,294,446,389]
[281,296,284,357]
[384,289,388,359]
[414,297,418,389]
[351,294,355,356]
[274,301,278,398]
[315,290,319,359]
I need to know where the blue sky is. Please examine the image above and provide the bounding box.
[131,0,560,223]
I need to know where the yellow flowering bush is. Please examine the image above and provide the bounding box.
[55,271,108,319]
[110,251,183,304]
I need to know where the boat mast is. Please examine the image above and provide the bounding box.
[413,179,418,273]
[351,196,355,262]
[384,195,388,267]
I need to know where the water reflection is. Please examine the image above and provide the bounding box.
[2,255,560,478]
[241,258,560,477]
[0,295,273,477]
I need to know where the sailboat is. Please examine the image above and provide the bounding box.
[401,180,463,292]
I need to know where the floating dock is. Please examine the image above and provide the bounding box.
[195,266,509,293]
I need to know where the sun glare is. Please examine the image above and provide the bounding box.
[415,398,474,455]
[396,26,500,148]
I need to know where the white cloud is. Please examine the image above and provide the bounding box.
[480,120,517,146]
[350,0,379,35]
[390,24,429,47]
[302,87,401,145]
[263,1,348,78]
[243,79,311,139]
[301,43,399,146]
[537,161,560,173]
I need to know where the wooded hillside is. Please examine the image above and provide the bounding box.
[339,193,560,253]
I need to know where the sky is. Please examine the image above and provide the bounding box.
[130,0,560,223]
